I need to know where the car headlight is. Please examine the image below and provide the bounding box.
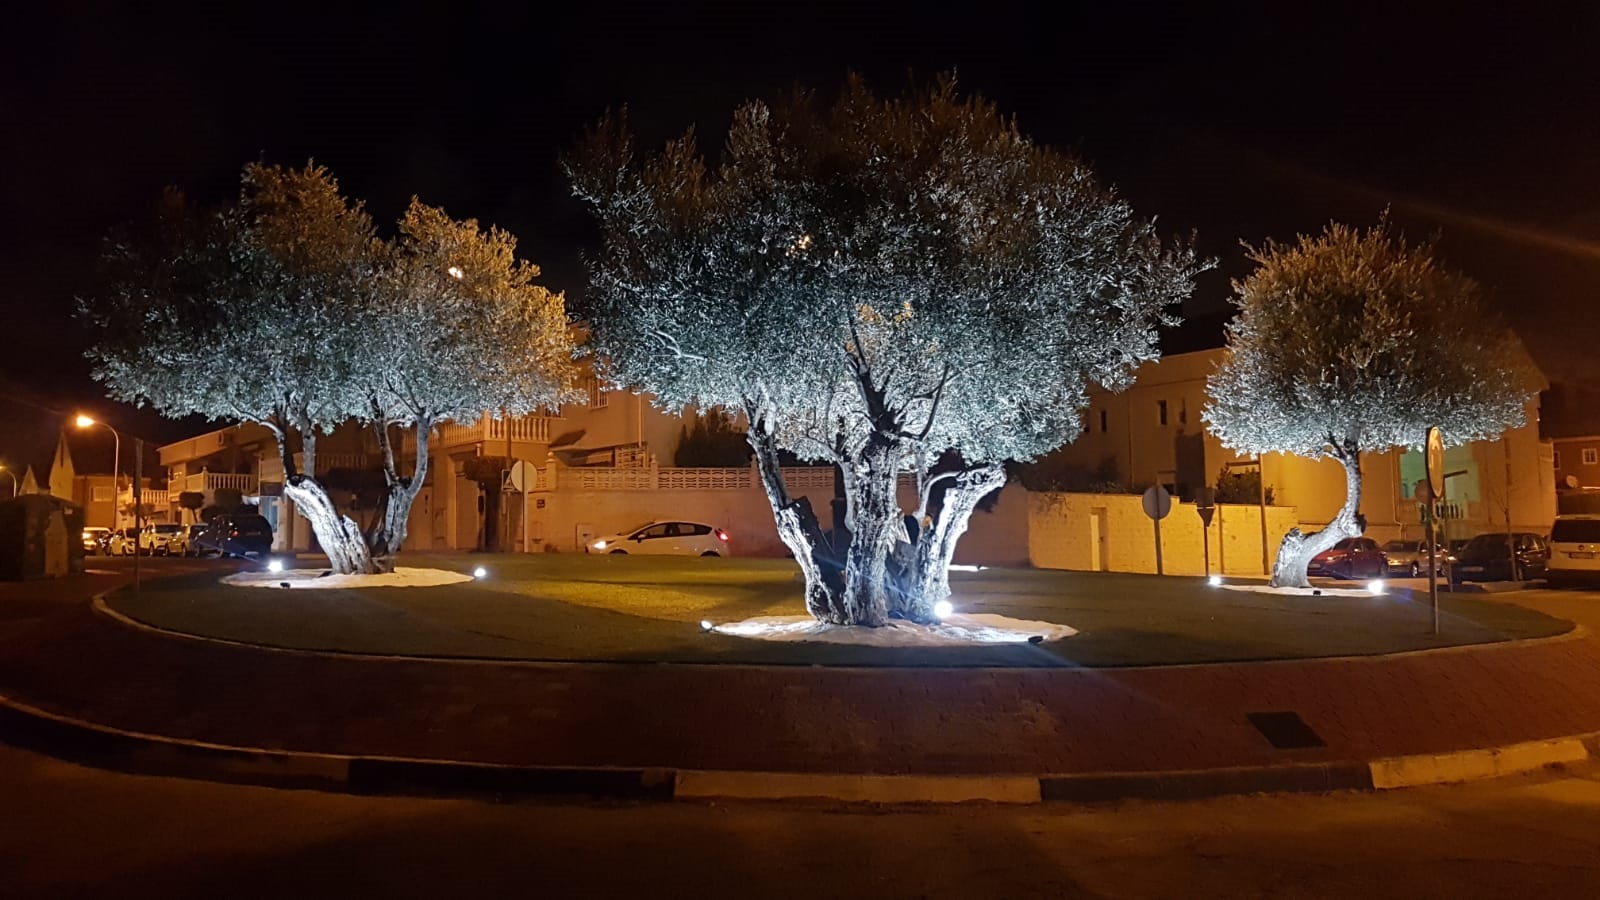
[593,540,607,550]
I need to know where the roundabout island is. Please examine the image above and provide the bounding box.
[102,553,1570,667]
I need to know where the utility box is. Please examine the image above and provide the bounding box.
[0,495,86,581]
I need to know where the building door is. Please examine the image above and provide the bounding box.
[1089,507,1109,572]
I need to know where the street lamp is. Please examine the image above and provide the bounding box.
[0,464,15,498]
[75,415,120,527]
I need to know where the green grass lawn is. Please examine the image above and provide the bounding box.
[104,554,1574,668]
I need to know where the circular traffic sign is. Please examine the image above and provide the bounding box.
[1141,484,1172,520]
[1425,426,1444,499]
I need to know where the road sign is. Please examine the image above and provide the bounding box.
[1141,485,1172,520]
[508,460,533,492]
[1194,486,1216,527]
[1426,426,1444,498]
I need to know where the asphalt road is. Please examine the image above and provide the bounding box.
[3,745,1598,899]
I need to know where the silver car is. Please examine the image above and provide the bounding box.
[1383,539,1448,576]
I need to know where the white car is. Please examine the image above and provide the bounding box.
[140,523,186,556]
[1546,514,1600,587]
[106,527,141,556]
[590,521,730,557]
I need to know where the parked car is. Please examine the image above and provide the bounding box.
[105,527,142,556]
[81,526,111,555]
[181,523,212,557]
[140,523,186,556]
[1307,537,1387,579]
[1545,515,1600,587]
[1382,539,1450,577]
[589,521,731,557]
[1450,532,1549,583]
[193,513,274,558]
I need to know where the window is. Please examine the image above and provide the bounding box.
[1157,400,1168,427]
[1584,448,1598,466]
[1099,410,1108,433]
[92,486,113,502]
[586,378,609,409]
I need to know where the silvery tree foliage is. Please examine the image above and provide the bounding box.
[1205,219,1531,587]
[569,77,1199,625]
[85,163,575,574]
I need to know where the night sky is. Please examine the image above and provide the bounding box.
[4,1,1599,474]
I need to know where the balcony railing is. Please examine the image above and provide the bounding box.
[170,472,260,495]
[436,415,555,449]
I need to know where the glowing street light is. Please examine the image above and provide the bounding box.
[75,415,120,526]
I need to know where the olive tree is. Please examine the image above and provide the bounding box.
[1205,219,1532,587]
[568,77,1198,625]
[85,163,575,573]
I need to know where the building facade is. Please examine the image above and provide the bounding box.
[1051,347,1557,545]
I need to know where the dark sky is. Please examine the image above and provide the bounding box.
[4,1,1600,473]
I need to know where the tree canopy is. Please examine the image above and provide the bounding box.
[1206,219,1533,458]
[569,77,1200,472]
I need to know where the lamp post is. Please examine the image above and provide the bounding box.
[77,415,145,589]
[0,465,15,498]
[75,415,120,527]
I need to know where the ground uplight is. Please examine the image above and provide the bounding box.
[1367,579,1387,595]
[933,600,954,620]
[267,559,283,574]
[1207,575,1222,587]
[473,566,488,579]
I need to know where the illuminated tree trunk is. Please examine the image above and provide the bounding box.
[893,463,1007,622]
[746,406,843,621]
[366,414,433,573]
[1270,438,1363,588]
[269,415,377,576]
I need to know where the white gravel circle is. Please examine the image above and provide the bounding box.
[221,567,474,589]
[708,613,1077,646]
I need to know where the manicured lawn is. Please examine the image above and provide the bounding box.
[104,554,1573,668]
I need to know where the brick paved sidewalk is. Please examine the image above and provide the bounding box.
[3,571,1600,776]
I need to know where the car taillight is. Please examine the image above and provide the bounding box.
[716,529,729,542]
[230,530,239,537]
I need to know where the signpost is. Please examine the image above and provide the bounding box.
[1194,486,1217,580]
[1142,484,1173,575]
[1425,426,1444,634]
[508,460,532,554]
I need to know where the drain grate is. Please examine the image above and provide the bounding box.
[1246,711,1326,749]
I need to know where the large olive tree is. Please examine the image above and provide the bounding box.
[569,77,1199,625]
[1205,219,1532,587]
[85,163,575,573]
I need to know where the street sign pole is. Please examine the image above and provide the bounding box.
[1195,487,1217,581]
[1141,485,1173,576]
[1425,427,1445,635]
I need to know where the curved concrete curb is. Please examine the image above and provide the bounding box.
[2,691,1594,805]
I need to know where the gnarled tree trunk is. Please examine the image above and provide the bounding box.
[267,412,376,575]
[892,462,1007,622]
[745,404,844,621]
[366,414,432,573]
[1270,437,1363,587]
